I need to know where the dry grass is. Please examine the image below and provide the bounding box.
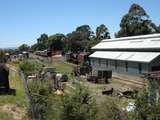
[52,57,76,74]
[0,64,28,120]
[50,57,131,107]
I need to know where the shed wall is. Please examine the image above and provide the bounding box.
[149,56,160,71]
[90,58,149,76]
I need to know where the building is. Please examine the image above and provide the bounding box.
[10,51,29,61]
[65,52,89,65]
[89,34,160,83]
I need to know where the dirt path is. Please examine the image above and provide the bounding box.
[0,64,29,120]
[0,104,27,120]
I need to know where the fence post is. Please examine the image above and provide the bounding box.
[19,70,36,120]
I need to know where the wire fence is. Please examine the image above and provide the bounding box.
[19,70,37,119]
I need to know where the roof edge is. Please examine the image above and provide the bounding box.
[102,33,160,42]
[89,51,160,63]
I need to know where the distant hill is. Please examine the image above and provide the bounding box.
[1,47,17,50]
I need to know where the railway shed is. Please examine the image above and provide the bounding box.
[89,34,160,83]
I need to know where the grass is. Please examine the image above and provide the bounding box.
[13,55,133,120]
[50,57,130,107]
[0,65,27,107]
[0,64,28,120]
[52,58,76,74]
[0,111,13,120]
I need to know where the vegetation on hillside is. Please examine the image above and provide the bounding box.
[0,49,7,62]
[18,44,30,51]
[115,3,160,37]
[19,60,43,77]
[5,3,160,120]
[0,62,28,120]
[19,3,160,54]
[28,24,111,53]
[60,85,97,120]
[134,89,160,120]
[16,56,160,120]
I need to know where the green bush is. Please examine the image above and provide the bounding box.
[61,84,97,120]
[134,89,160,120]
[43,95,63,120]
[28,80,53,120]
[19,60,43,77]
[28,80,52,96]
[98,97,128,120]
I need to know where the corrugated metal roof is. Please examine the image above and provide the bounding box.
[103,33,160,41]
[92,34,160,50]
[89,51,160,63]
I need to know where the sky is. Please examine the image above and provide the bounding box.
[0,0,160,48]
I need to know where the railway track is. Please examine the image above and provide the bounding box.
[112,76,148,88]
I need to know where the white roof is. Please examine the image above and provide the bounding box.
[89,51,160,63]
[92,34,160,50]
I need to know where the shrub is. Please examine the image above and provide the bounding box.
[19,60,43,77]
[134,89,160,120]
[61,84,97,120]
[28,80,53,120]
[98,97,128,120]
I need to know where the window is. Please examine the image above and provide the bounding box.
[92,59,95,65]
[139,63,142,73]
[115,60,117,69]
[125,62,128,72]
[98,59,101,66]
[98,71,103,79]
[106,60,108,67]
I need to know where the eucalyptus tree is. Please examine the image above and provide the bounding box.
[96,24,110,41]
[66,25,94,52]
[48,33,66,51]
[18,44,30,51]
[36,33,49,50]
[115,3,159,37]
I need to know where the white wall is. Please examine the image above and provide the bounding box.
[128,62,139,74]
[149,56,160,71]
[90,58,149,76]
[116,61,126,73]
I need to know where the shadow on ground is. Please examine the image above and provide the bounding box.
[0,88,16,95]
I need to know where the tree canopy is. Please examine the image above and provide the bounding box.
[0,49,5,56]
[66,25,94,53]
[48,33,65,51]
[28,24,111,53]
[96,24,110,41]
[18,4,160,53]
[61,85,97,120]
[18,44,30,51]
[36,33,49,50]
[134,89,160,120]
[115,3,159,37]
[37,33,48,44]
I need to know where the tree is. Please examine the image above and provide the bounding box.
[115,4,159,37]
[133,89,160,120]
[37,33,48,44]
[30,43,38,51]
[18,44,30,51]
[157,25,160,32]
[36,43,47,51]
[36,33,48,50]
[66,25,94,53]
[48,33,65,51]
[76,25,93,40]
[0,49,5,57]
[61,85,97,120]
[98,97,128,120]
[96,24,110,41]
